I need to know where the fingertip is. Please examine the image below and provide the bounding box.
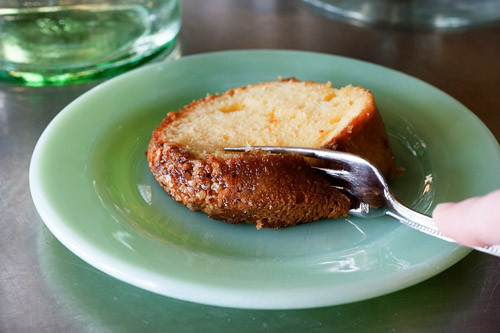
[432,194,500,248]
[432,202,455,226]
[433,202,456,238]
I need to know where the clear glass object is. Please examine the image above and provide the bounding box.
[302,0,500,30]
[0,0,181,86]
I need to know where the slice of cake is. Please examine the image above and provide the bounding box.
[147,78,396,228]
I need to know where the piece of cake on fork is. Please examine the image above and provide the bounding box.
[147,78,396,229]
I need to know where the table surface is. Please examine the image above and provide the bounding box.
[2,0,500,331]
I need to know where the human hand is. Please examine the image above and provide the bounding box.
[433,189,500,248]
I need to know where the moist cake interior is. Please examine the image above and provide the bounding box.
[165,81,371,159]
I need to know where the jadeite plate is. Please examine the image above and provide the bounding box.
[30,50,500,309]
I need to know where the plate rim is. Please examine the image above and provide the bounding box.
[29,49,499,309]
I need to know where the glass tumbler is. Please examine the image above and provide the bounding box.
[303,0,500,30]
[0,0,181,86]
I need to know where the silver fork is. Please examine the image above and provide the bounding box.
[225,146,500,257]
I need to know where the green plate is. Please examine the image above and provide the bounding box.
[29,50,500,309]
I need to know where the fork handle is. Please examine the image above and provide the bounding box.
[385,192,500,258]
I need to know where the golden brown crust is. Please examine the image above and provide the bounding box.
[147,143,350,228]
[320,93,395,178]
